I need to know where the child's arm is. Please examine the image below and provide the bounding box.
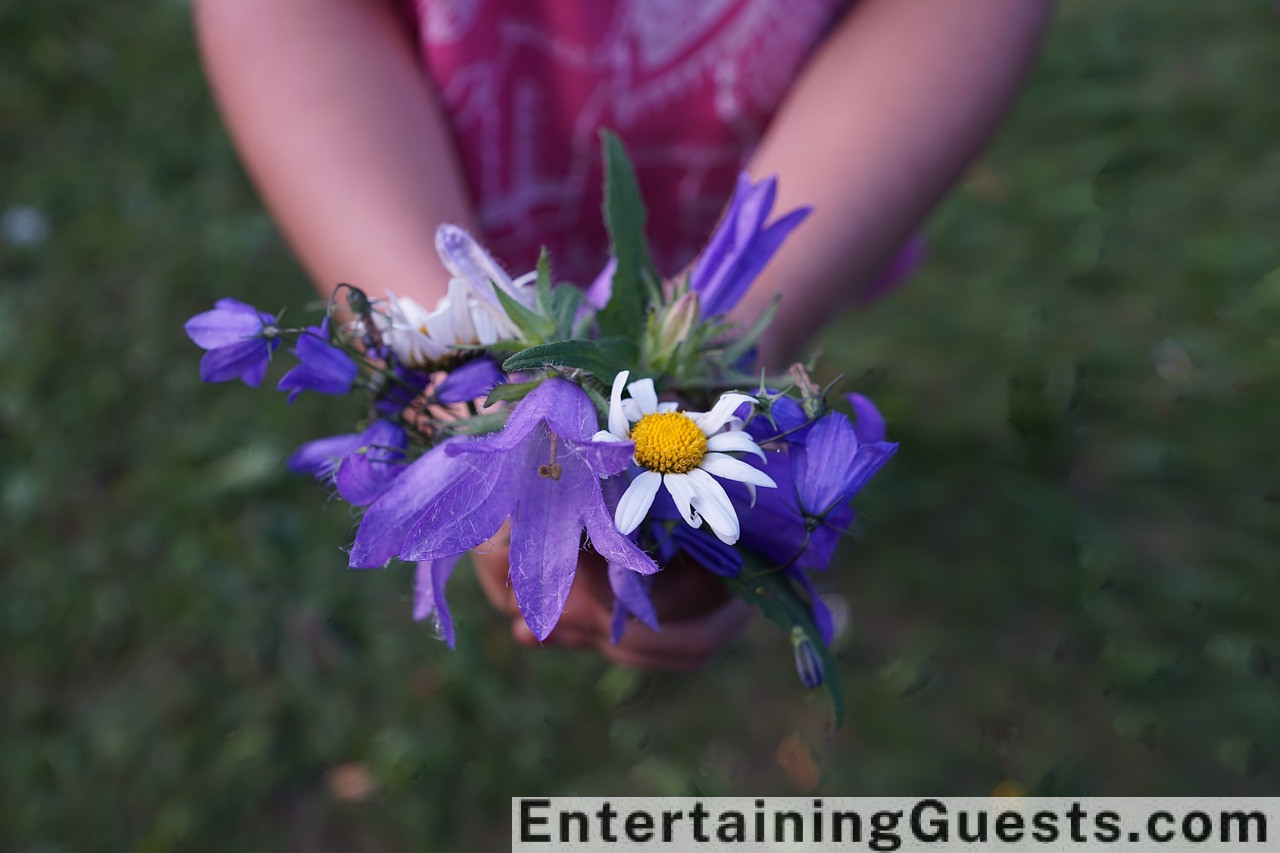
[194,0,475,304]
[736,0,1055,368]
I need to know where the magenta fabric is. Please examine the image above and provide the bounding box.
[405,0,854,285]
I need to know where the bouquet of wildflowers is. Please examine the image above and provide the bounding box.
[185,134,896,721]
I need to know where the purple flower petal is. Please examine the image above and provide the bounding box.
[584,256,616,309]
[608,563,658,644]
[702,206,810,319]
[671,524,743,577]
[846,392,886,445]
[288,431,366,481]
[788,567,833,646]
[414,557,460,648]
[184,298,274,349]
[348,440,470,569]
[334,420,407,506]
[363,378,654,642]
[400,464,510,561]
[277,322,358,403]
[187,298,279,386]
[436,357,504,404]
[793,413,861,516]
[690,173,811,318]
[199,338,273,385]
[506,433,592,641]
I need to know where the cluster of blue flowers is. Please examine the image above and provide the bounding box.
[185,135,896,711]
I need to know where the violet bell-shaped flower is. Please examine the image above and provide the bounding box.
[435,357,505,405]
[277,318,358,402]
[351,378,659,641]
[288,419,408,506]
[792,411,898,519]
[184,298,280,387]
[689,173,811,319]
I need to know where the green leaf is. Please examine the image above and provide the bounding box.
[502,339,620,380]
[484,379,542,407]
[596,130,659,338]
[722,561,845,728]
[492,281,554,344]
[534,247,553,314]
[550,283,584,339]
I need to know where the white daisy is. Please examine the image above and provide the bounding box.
[594,370,777,545]
[378,226,535,367]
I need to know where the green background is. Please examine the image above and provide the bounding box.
[3,1,1278,849]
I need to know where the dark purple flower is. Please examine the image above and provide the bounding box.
[846,392,886,444]
[792,412,897,518]
[348,438,472,568]
[436,357,504,404]
[690,173,811,318]
[414,557,461,648]
[734,453,851,572]
[184,298,279,386]
[288,419,407,506]
[739,394,812,446]
[277,319,358,402]
[373,363,432,418]
[791,627,825,689]
[608,563,658,644]
[648,487,744,578]
[354,379,659,641]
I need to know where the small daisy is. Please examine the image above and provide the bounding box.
[377,225,536,368]
[378,279,516,367]
[594,370,777,545]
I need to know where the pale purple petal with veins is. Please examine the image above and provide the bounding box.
[414,556,460,648]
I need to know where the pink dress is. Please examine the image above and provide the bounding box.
[403,0,854,285]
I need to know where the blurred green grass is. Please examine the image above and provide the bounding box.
[3,0,1279,849]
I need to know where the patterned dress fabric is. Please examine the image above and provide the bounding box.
[405,0,853,284]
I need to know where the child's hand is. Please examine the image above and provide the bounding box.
[467,544,753,671]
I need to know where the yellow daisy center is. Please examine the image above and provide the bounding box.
[630,411,707,474]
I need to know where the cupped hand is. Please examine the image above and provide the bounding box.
[467,537,754,671]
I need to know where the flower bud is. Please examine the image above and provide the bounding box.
[658,291,700,352]
[791,626,825,688]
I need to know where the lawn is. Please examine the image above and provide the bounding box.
[3,1,1278,849]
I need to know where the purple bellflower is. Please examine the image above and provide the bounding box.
[414,556,461,648]
[435,357,505,404]
[690,173,811,319]
[288,419,407,506]
[277,319,358,402]
[792,412,897,519]
[352,378,659,641]
[846,392,887,444]
[184,298,280,386]
[608,563,659,645]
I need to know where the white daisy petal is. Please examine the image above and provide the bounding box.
[697,393,757,434]
[448,278,477,344]
[592,429,626,443]
[435,223,518,304]
[614,470,662,535]
[608,371,630,438]
[685,468,740,544]
[662,473,701,528]
[621,399,644,422]
[698,452,778,488]
[627,378,659,415]
[706,430,768,461]
[657,401,679,413]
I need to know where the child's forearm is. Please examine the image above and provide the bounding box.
[194,0,476,305]
[737,0,1055,369]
